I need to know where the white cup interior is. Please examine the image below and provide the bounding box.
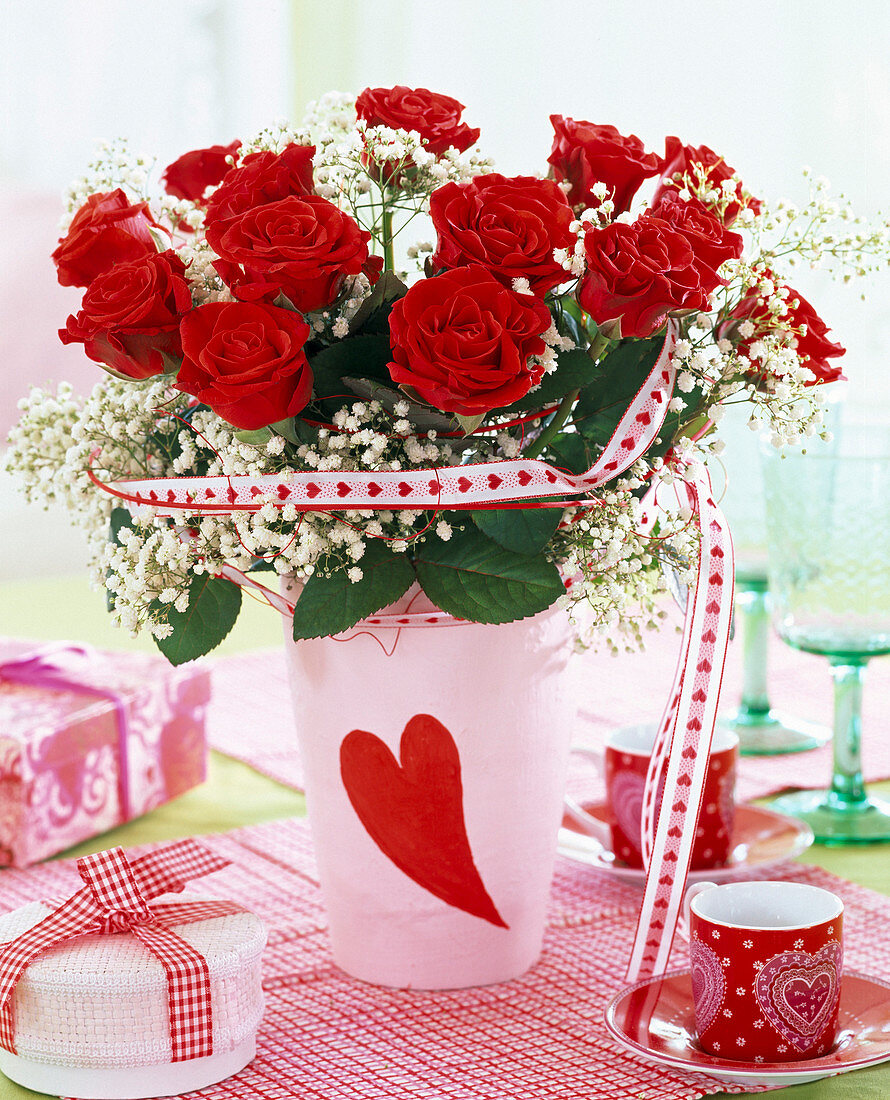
[691,880,843,930]
[607,722,738,756]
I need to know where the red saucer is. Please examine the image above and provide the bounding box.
[559,802,814,884]
[605,968,890,1087]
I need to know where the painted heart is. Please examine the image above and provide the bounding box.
[517,469,533,486]
[277,484,290,500]
[620,435,635,450]
[339,714,507,928]
[487,473,502,489]
[250,486,263,498]
[204,488,215,498]
[457,476,472,492]
[305,483,320,499]
[397,481,413,497]
[336,481,351,498]
[690,939,726,1034]
[226,486,238,503]
[755,943,842,1051]
[367,482,383,497]
[635,410,652,426]
[609,771,646,852]
[428,479,440,495]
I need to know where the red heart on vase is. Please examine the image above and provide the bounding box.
[339,714,508,928]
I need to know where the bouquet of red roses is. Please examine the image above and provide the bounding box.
[8,85,883,662]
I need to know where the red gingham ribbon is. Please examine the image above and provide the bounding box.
[0,841,244,1061]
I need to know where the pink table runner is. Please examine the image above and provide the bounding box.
[206,635,890,803]
[1,818,888,1100]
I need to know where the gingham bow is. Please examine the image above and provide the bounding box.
[0,841,245,1061]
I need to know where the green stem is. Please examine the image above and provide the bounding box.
[382,208,395,271]
[587,330,614,362]
[522,388,580,460]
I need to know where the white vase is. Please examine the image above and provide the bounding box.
[281,579,576,989]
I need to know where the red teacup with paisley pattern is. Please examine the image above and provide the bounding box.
[687,880,843,1063]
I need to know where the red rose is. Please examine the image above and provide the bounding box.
[204,143,316,228]
[161,141,241,202]
[387,265,552,415]
[207,194,377,312]
[578,216,710,339]
[356,86,480,157]
[547,116,663,214]
[59,250,192,379]
[175,301,313,429]
[648,191,744,293]
[724,278,845,385]
[52,189,161,288]
[652,137,762,226]
[430,174,575,296]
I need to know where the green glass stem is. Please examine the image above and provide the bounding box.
[827,657,868,807]
[736,579,771,720]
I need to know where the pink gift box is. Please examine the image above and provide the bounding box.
[0,640,210,867]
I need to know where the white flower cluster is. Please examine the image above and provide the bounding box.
[750,169,890,281]
[61,138,153,225]
[553,467,699,654]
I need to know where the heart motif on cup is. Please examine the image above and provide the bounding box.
[754,942,842,1051]
[690,938,725,1034]
[339,714,507,928]
[609,771,646,852]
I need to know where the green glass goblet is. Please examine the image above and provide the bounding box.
[762,428,890,842]
[713,403,829,755]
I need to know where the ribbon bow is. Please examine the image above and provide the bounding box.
[0,643,133,820]
[0,841,244,1061]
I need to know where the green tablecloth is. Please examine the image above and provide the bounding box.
[1,575,889,1100]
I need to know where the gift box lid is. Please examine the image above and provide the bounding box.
[0,843,266,1099]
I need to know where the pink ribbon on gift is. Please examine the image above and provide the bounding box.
[0,840,245,1061]
[0,643,135,821]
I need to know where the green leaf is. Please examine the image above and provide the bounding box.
[153,575,242,666]
[341,377,457,434]
[291,540,415,640]
[471,506,561,556]
[573,336,663,448]
[546,430,592,475]
[235,426,273,446]
[309,333,394,399]
[107,507,134,612]
[348,270,409,335]
[494,347,597,414]
[454,412,485,436]
[414,526,564,624]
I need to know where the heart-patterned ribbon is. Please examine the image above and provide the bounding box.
[0,841,244,1061]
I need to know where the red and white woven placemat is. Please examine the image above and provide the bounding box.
[206,640,890,803]
[2,819,886,1100]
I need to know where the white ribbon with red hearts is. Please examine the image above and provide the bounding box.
[628,471,734,982]
[96,329,676,517]
[92,319,735,982]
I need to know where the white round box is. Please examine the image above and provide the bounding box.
[0,893,266,1099]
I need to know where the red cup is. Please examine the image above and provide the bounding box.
[566,723,737,870]
[687,880,843,1062]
